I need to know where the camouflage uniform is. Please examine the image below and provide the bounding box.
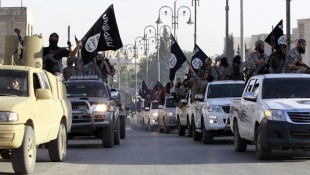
[243,51,268,80]
[81,61,103,80]
[269,50,287,73]
[63,66,76,81]
[191,74,208,102]
[216,64,233,80]
[286,47,306,73]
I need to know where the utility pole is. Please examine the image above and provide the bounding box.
[240,0,245,61]
[192,0,199,45]
[286,0,291,51]
[225,0,229,58]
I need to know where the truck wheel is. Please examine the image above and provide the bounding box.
[255,125,271,160]
[202,125,213,144]
[192,120,202,141]
[102,120,114,148]
[233,120,247,152]
[177,119,185,136]
[48,123,67,162]
[120,116,126,139]
[164,119,171,134]
[11,126,36,174]
[187,119,193,137]
[114,118,121,145]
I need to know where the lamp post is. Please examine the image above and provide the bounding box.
[123,44,134,93]
[286,0,291,51]
[133,36,144,101]
[225,0,229,58]
[143,25,157,86]
[157,0,193,40]
[192,0,199,45]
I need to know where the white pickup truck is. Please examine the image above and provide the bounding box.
[191,81,244,143]
[230,74,310,160]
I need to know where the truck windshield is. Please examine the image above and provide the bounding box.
[151,102,159,109]
[262,78,310,99]
[0,70,28,97]
[65,82,108,98]
[207,83,244,98]
[165,98,176,108]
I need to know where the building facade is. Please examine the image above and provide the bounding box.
[0,7,33,64]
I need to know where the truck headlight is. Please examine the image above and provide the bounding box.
[92,104,108,112]
[167,112,175,116]
[209,116,218,124]
[152,112,159,117]
[207,105,221,113]
[0,112,19,122]
[265,110,286,121]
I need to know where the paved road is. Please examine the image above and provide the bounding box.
[1,125,310,175]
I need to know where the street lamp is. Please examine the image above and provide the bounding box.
[123,44,134,93]
[143,25,157,86]
[192,0,200,45]
[157,0,193,40]
[133,36,144,101]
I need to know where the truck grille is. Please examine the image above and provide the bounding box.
[222,106,230,113]
[290,131,310,139]
[287,112,310,123]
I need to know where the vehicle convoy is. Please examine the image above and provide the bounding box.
[143,100,160,132]
[64,76,121,148]
[230,74,310,160]
[0,65,72,174]
[158,96,177,134]
[190,81,244,143]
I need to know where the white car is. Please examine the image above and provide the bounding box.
[144,100,160,132]
[192,80,244,144]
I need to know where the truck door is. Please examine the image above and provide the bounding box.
[239,79,257,139]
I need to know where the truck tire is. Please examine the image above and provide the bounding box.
[177,119,185,136]
[48,123,67,162]
[202,123,213,144]
[164,119,171,134]
[233,120,247,152]
[255,125,271,160]
[187,119,193,137]
[114,118,121,145]
[102,120,114,148]
[120,116,126,139]
[192,120,202,141]
[148,120,155,132]
[11,126,36,174]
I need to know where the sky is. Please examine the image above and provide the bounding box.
[2,0,310,57]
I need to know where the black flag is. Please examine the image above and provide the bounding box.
[190,44,208,74]
[169,34,187,81]
[138,80,149,98]
[81,4,123,65]
[153,81,163,91]
[264,20,285,49]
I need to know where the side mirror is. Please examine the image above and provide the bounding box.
[110,91,119,100]
[145,107,150,111]
[158,105,164,109]
[243,92,257,102]
[36,88,52,100]
[194,94,204,102]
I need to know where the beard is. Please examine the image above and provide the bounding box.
[257,47,265,54]
[298,47,305,54]
[49,40,58,50]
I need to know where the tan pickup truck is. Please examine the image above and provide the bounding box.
[0,65,72,174]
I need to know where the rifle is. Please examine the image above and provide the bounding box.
[14,28,23,60]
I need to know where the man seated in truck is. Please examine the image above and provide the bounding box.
[10,80,20,90]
